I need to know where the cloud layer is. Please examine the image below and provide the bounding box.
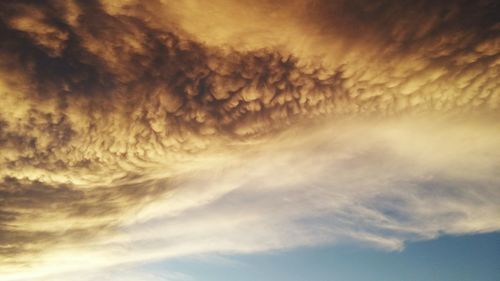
[0,0,499,280]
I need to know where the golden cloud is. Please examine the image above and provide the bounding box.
[0,0,498,279]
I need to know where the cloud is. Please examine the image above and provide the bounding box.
[118,116,500,254]
[0,0,499,280]
[3,116,500,281]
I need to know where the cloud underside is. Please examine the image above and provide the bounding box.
[0,0,499,279]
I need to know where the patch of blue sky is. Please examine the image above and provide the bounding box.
[141,232,500,281]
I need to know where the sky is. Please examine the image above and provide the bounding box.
[0,0,499,280]
[145,232,500,281]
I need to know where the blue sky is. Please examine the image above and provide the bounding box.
[143,232,500,281]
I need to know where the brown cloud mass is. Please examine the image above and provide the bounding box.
[0,0,499,275]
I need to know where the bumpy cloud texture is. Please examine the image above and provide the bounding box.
[0,0,499,280]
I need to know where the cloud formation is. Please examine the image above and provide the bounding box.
[0,0,499,280]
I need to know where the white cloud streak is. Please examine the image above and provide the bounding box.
[5,115,497,281]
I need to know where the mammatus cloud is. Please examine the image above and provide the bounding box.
[0,0,499,280]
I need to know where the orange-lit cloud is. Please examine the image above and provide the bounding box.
[0,0,499,280]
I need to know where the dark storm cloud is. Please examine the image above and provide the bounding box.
[0,0,498,274]
[0,0,349,266]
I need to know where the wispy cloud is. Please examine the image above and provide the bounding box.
[3,116,499,280]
